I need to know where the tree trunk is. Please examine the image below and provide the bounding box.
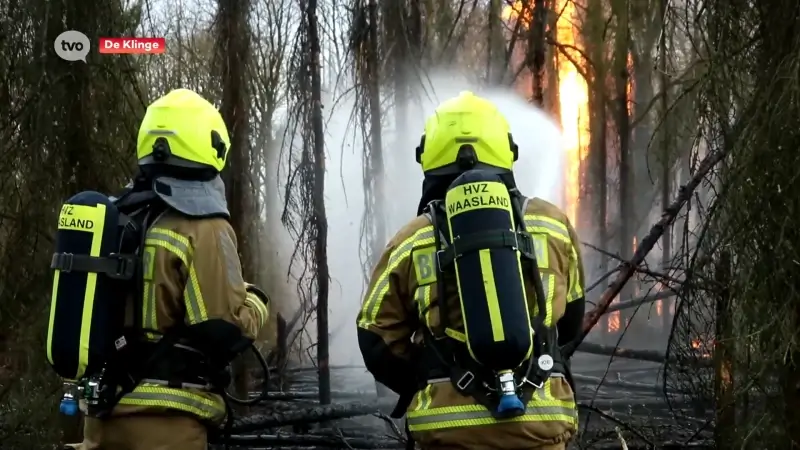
[585,0,608,311]
[216,0,253,412]
[304,0,332,405]
[366,0,389,400]
[613,0,633,339]
[657,0,673,335]
[713,249,735,449]
[528,0,546,106]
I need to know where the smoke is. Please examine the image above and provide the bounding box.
[323,72,567,365]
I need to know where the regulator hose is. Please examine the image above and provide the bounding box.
[224,343,271,406]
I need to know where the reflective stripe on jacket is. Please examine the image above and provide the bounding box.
[114,211,269,424]
[357,196,585,449]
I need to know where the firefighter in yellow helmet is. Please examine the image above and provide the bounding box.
[68,89,270,450]
[356,91,586,449]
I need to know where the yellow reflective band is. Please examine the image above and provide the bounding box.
[477,249,504,342]
[445,181,512,217]
[567,247,583,302]
[245,292,269,328]
[445,328,466,342]
[119,384,226,421]
[142,281,158,339]
[358,226,435,329]
[145,227,209,325]
[79,204,106,379]
[46,271,61,367]
[524,215,570,245]
[543,273,555,327]
[413,384,433,411]
[407,400,577,432]
[414,284,433,326]
[142,244,158,338]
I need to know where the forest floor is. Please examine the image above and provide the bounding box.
[214,347,712,449]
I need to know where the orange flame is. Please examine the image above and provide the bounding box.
[503,1,589,225]
[556,2,590,226]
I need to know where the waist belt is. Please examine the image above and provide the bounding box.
[132,340,227,391]
[418,328,567,419]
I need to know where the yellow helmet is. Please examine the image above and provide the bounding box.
[415,91,518,174]
[137,89,230,172]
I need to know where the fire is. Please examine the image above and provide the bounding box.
[556,3,590,226]
[502,1,589,225]
[691,338,713,358]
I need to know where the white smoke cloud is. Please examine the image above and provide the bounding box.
[323,72,567,366]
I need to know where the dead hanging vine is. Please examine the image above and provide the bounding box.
[348,0,387,285]
[280,0,330,375]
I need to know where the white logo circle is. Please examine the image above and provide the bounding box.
[537,355,554,371]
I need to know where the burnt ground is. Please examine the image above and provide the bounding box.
[215,350,712,449]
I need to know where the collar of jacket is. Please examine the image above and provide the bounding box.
[151,175,230,219]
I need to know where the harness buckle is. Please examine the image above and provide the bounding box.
[523,378,544,389]
[107,253,136,280]
[435,249,445,272]
[55,253,74,272]
[456,371,475,391]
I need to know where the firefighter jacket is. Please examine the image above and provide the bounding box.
[357,197,585,449]
[112,211,269,425]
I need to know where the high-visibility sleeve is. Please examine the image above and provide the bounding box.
[558,217,585,346]
[565,217,585,304]
[189,218,267,339]
[356,223,423,396]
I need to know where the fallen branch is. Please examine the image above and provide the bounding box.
[572,374,660,393]
[602,290,677,315]
[260,390,371,401]
[227,400,395,433]
[576,342,668,363]
[576,342,711,367]
[564,149,728,357]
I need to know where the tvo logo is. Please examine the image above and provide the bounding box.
[54,30,90,62]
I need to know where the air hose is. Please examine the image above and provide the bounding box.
[224,343,272,406]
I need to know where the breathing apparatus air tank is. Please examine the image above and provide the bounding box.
[442,169,534,418]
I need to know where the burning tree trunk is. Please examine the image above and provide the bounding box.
[527,0,546,106]
[612,0,633,338]
[215,0,254,411]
